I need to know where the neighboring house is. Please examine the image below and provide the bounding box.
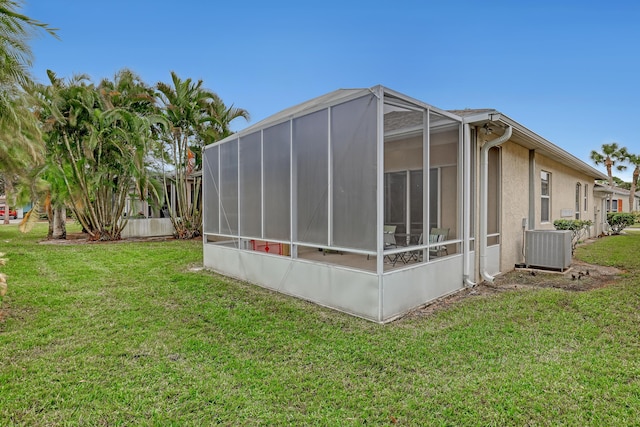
[0,196,25,219]
[120,171,201,238]
[593,183,640,234]
[201,85,607,323]
[123,171,201,219]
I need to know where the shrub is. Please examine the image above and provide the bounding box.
[607,212,635,235]
[553,219,593,253]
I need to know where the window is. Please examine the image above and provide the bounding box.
[606,199,619,213]
[541,171,551,222]
[584,184,588,212]
[575,182,581,219]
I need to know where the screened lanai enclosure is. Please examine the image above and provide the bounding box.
[203,86,478,322]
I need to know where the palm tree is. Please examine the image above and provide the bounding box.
[0,0,57,87]
[155,72,248,239]
[33,70,159,240]
[0,1,56,224]
[590,143,626,188]
[618,148,640,212]
[591,143,627,212]
[29,71,92,237]
[0,86,44,223]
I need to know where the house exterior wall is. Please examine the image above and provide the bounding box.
[606,193,636,213]
[498,143,597,273]
[499,141,530,272]
[593,192,608,235]
[534,154,595,231]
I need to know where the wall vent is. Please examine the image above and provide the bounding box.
[525,230,572,271]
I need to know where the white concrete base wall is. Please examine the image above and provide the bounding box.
[204,244,471,322]
[486,244,501,276]
[204,244,380,321]
[121,218,175,238]
[382,255,464,320]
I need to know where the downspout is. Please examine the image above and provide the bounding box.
[480,125,512,283]
[463,124,475,287]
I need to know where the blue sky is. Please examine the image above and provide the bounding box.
[24,0,640,181]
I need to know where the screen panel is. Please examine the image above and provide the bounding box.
[220,139,238,235]
[294,109,329,245]
[331,94,377,250]
[263,121,291,241]
[239,132,262,238]
[203,145,219,234]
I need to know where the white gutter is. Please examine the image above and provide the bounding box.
[463,123,475,287]
[480,125,512,283]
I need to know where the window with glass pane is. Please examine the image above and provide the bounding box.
[541,171,550,223]
[409,170,423,238]
[384,172,406,234]
[584,184,588,212]
[575,182,581,219]
[428,168,438,232]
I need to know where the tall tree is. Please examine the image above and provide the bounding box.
[618,148,640,212]
[591,143,626,211]
[155,72,248,239]
[34,70,159,240]
[0,86,44,223]
[0,1,56,224]
[0,0,56,87]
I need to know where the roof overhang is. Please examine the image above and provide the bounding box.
[594,183,640,198]
[463,112,608,181]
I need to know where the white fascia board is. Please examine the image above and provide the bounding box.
[381,87,462,122]
[461,111,499,124]
[466,112,607,181]
[499,115,607,180]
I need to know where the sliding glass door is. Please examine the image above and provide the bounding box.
[384,169,439,239]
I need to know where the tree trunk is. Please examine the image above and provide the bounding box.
[52,205,66,239]
[47,198,54,239]
[604,159,615,215]
[630,167,639,213]
[3,177,12,225]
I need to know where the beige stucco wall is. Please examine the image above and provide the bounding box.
[593,192,608,235]
[535,154,595,228]
[499,142,531,271]
[498,144,597,272]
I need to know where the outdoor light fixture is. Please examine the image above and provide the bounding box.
[482,123,493,135]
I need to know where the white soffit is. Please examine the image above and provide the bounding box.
[463,112,608,181]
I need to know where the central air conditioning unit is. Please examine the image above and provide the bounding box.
[525,230,572,271]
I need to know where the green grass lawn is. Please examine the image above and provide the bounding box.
[1,224,639,426]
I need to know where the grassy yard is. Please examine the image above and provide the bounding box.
[1,224,639,426]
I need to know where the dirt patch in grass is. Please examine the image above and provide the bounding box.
[38,232,177,244]
[400,259,623,321]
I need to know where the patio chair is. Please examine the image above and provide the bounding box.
[368,225,397,261]
[429,228,449,258]
[384,225,402,264]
